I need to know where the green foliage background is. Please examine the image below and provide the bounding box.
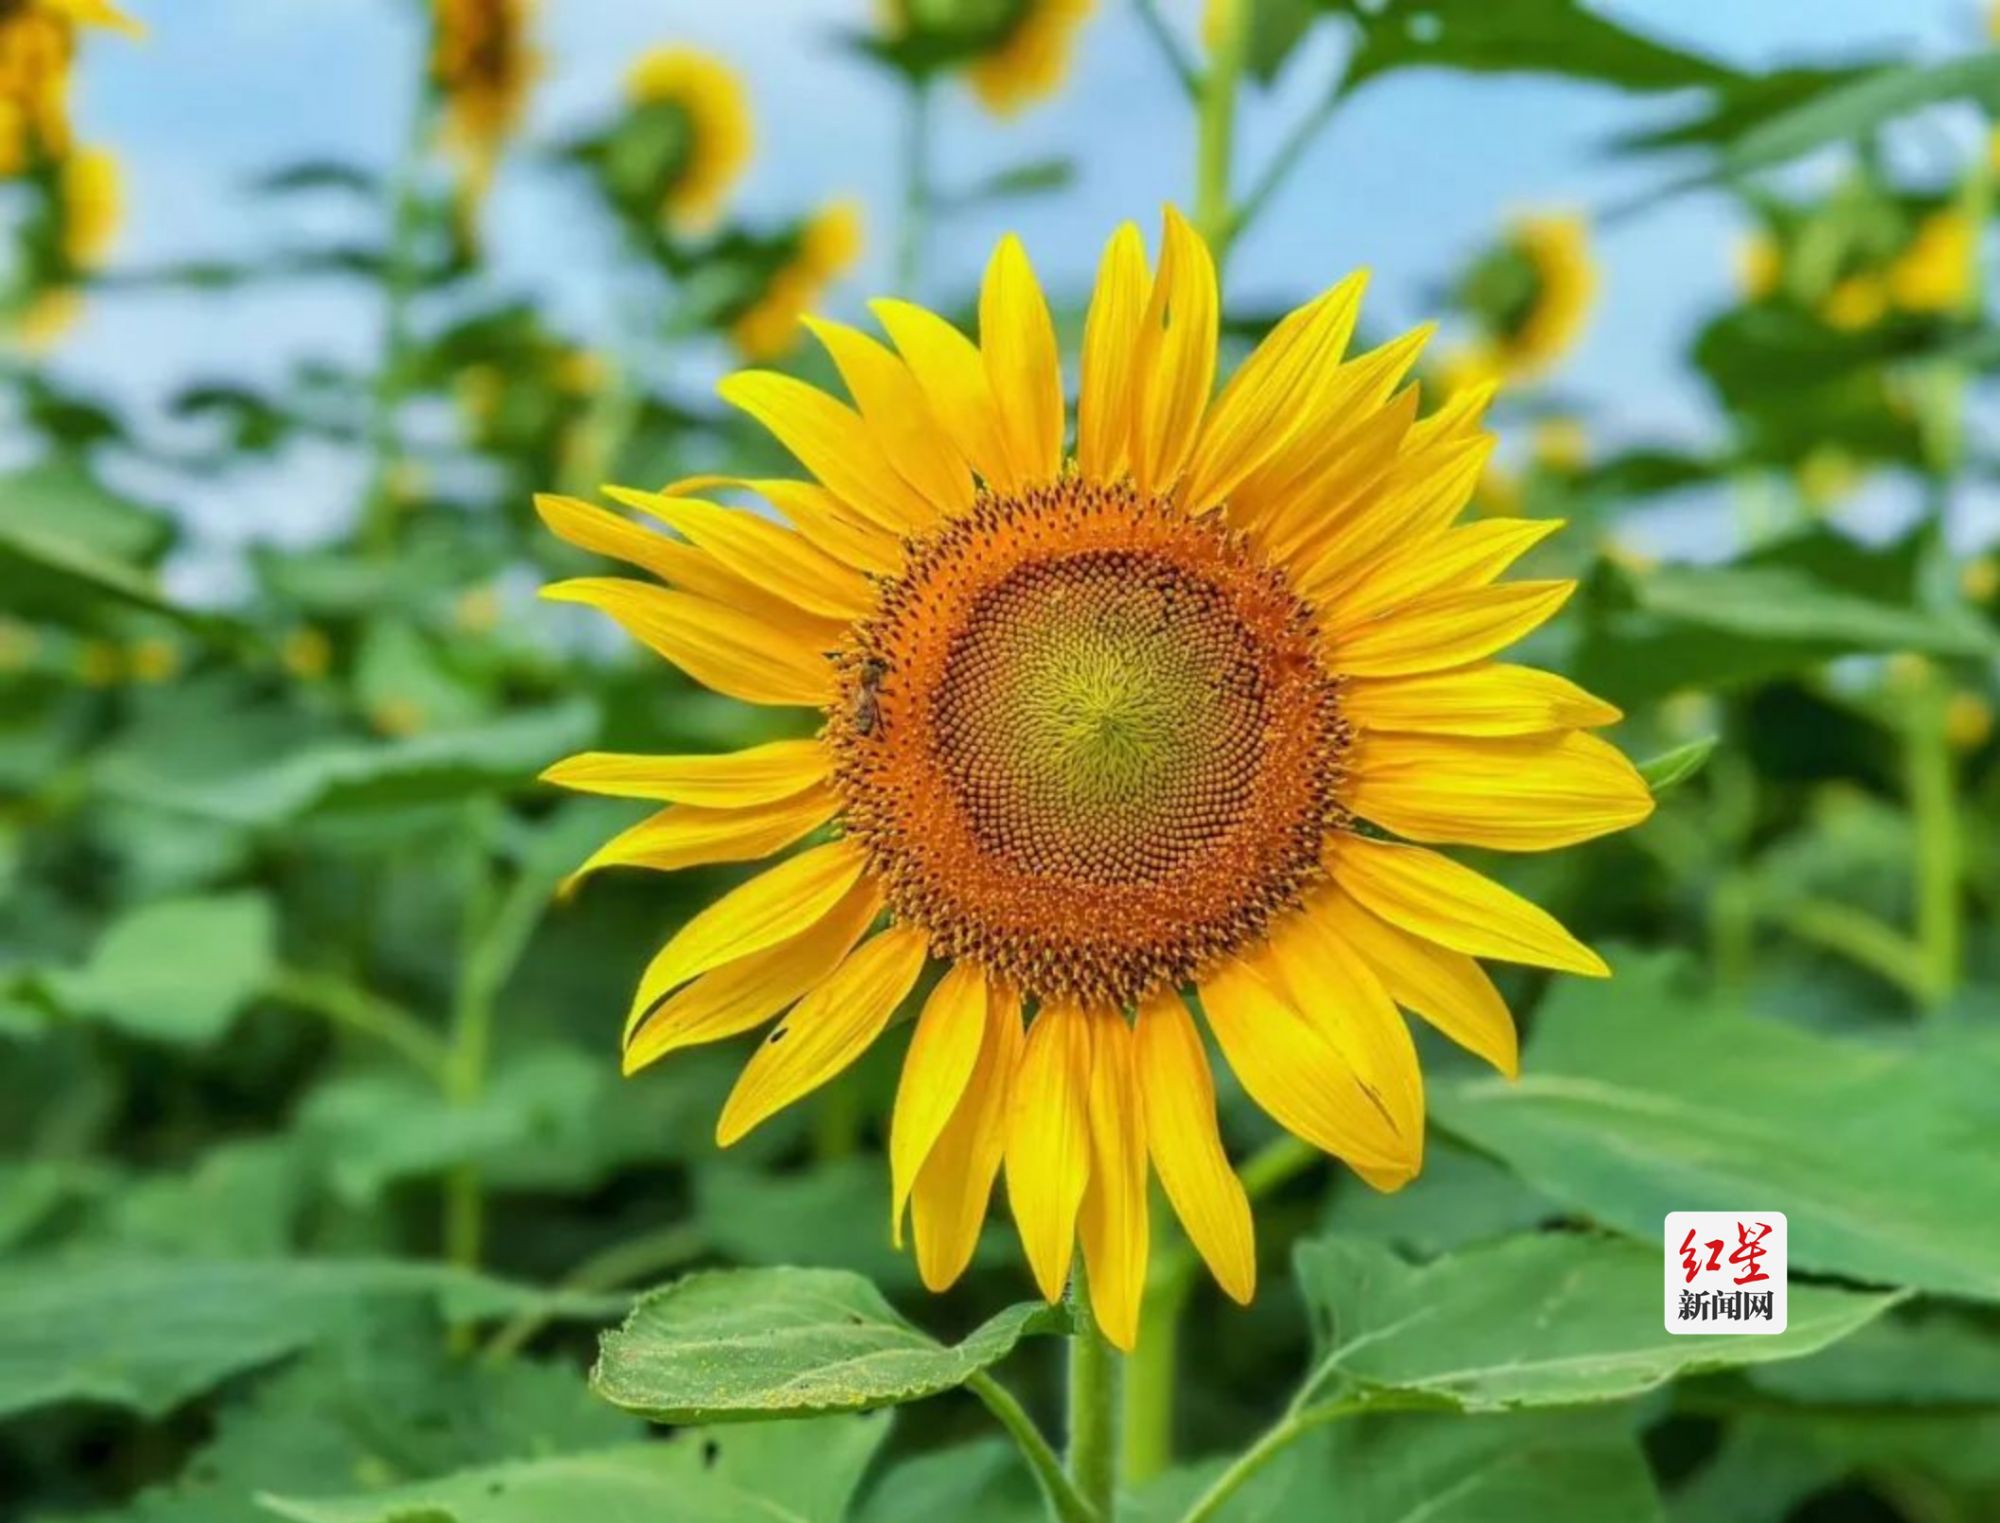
[5,3,2000,1522]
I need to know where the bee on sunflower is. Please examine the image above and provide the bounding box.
[539,211,1653,1349]
[874,0,1096,115]
[1440,212,1598,395]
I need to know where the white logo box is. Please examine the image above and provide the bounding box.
[1663,1211,1788,1335]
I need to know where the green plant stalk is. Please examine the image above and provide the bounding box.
[1194,0,1246,258]
[359,84,434,561]
[264,965,448,1081]
[1907,670,1961,1008]
[1067,1267,1122,1521]
[1133,0,1201,98]
[482,1222,703,1362]
[896,76,933,297]
[1774,896,1930,1006]
[967,1371,1100,1523]
[1173,1398,1369,1523]
[1119,1135,1314,1484]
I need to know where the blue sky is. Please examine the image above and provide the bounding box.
[44,0,1997,579]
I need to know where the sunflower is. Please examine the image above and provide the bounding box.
[619,47,751,232]
[0,0,137,176]
[879,0,1096,115]
[538,211,1652,1349]
[1445,212,1598,391]
[14,141,119,346]
[728,200,864,361]
[430,0,536,210]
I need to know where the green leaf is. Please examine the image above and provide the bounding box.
[1322,1138,1553,1257]
[72,1312,637,1523]
[943,157,1076,210]
[262,1417,891,1523]
[1743,1306,2000,1407]
[1433,956,2000,1302]
[45,891,276,1045]
[93,701,597,826]
[1291,1232,1896,1415]
[856,1439,1042,1523]
[1332,0,1730,94]
[1637,737,1716,792]
[1245,0,1318,84]
[1133,1410,1665,1523]
[0,1256,622,1419]
[591,1266,1067,1424]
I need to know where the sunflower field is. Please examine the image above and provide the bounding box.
[6,2,2000,1521]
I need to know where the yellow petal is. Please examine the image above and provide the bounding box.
[1348,729,1656,851]
[1004,1000,1093,1302]
[1326,832,1609,977]
[50,0,144,35]
[1344,664,1623,738]
[543,578,835,707]
[1252,389,1418,561]
[804,318,975,515]
[718,370,938,534]
[1180,273,1366,515]
[665,474,903,578]
[1131,208,1219,496]
[1134,988,1255,1305]
[1076,223,1152,482]
[1256,919,1424,1153]
[1328,580,1576,679]
[1199,960,1416,1189]
[623,877,883,1067]
[890,962,990,1246]
[636,839,871,1008]
[1327,517,1565,631]
[979,235,1066,485]
[1315,887,1518,1077]
[716,925,929,1145]
[537,492,830,637]
[1294,438,1493,600]
[1231,327,1430,533]
[564,785,837,887]
[1078,1012,1148,1352]
[912,982,1024,1291]
[870,297,1018,490]
[604,488,878,621]
[541,738,831,807]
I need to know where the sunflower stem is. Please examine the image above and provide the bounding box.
[968,1372,1099,1523]
[359,57,434,561]
[1067,1266,1123,1521]
[1906,664,1962,1009]
[896,75,933,297]
[1194,0,1246,260]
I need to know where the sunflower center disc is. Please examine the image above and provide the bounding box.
[830,478,1350,1008]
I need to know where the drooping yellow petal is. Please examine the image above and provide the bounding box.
[979,235,1065,484]
[543,578,836,707]
[623,877,883,1066]
[1256,919,1424,1153]
[1314,887,1518,1076]
[1134,989,1254,1305]
[804,317,975,515]
[636,839,871,1007]
[870,297,1018,490]
[912,983,1024,1291]
[890,962,990,1246]
[1327,517,1564,631]
[718,371,938,534]
[1326,832,1609,977]
[1328,580,1576,679]
[1076,223,1152,482]
[1348,729,1655,851]
[1130,208,1219,497]
[604,488,878,621]
[1199,960,1416,1190]
[563,785,837,887]
[716,924,929,1145]
[1180,273,1366,515]
[1077,1012,1148,1352]
[663,474,903,578]
[1342,664,1623,738]
[541,738,830,807]
[1004,1000,1093,1302]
